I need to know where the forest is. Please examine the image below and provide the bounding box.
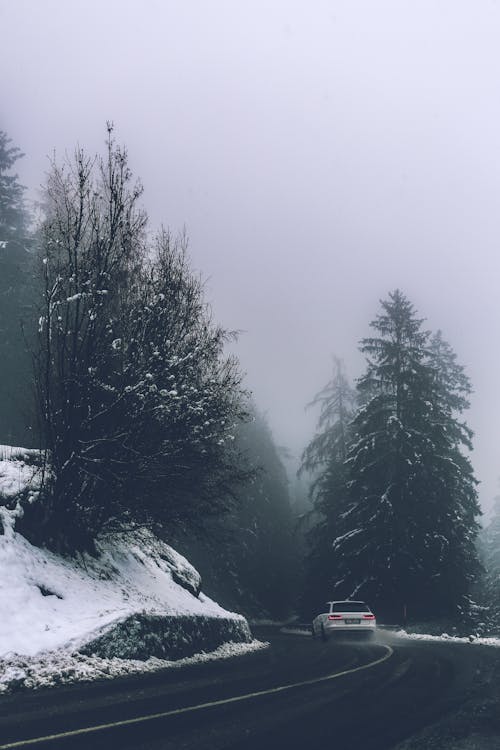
[1,126,499,630]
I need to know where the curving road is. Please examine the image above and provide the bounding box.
[0,628,492,749]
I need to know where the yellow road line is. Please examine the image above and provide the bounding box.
[0,645,394,748]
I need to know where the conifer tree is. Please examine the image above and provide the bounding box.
[429,330,473,449]
[299,358,356,617]
[0,130,28,240]
[231,410,297,617]
[330,291,480,619]
[0,130,34,445]
[481,496,500,612]
[176,408,298,619]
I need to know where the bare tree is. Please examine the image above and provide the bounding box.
[32,128,248,551]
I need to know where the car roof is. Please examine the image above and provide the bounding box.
[328,600,367,605]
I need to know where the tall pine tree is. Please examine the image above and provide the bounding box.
[330,291,480,620]
[480,496,500,619]
[0,130,35,446]
[299,358,356,617]
[0,130,28,240]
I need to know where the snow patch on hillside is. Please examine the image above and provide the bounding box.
[0,444,41,503]
[0,524,245,658]
[0,446,264,693]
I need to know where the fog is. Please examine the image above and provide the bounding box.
[2,0,500,510]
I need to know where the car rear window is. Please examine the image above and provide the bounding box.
[331,602,370,613]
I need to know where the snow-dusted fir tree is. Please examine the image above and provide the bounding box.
[299,357,356,617]
[429,330,473,449]
[0,130,28,241]
[0,130,35,446]
[479,497,500,614]
[331,291,480,619]
[227,409,297,617]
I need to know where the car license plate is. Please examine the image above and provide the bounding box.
[344,618,360,624]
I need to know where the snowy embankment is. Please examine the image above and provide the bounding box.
[0,446,266,693]
[396,630,500,647]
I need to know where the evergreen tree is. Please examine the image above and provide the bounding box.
[479,496,500,612]
[0,130,35,446]
[172,408,298,618]
[299,358,356,617]
[429,330,473,449]
[330,291,480,620]
[0,130,28,241]
[232,411,297,617]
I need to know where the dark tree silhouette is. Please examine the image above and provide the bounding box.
[31,129,248,551]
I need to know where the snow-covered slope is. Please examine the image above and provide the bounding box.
[0,523,249,657]
[0,444,40,500]
[0,446,263,692]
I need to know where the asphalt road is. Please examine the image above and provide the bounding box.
[0,628,494,750]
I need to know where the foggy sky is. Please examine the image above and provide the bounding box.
[2,0,500,511]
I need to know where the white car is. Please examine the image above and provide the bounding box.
[312,600,376,641]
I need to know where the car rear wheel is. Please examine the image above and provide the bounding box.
[321,624,328,642]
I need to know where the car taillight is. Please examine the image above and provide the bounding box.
[328,614,343,620]
[363,614,376,619]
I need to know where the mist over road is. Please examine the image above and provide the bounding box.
[0,628,494,750]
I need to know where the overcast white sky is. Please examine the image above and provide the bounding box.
[2,0,500,510]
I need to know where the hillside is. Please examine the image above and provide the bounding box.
[0,446,264,693]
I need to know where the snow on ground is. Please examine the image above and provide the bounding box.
[0,444,40,500]
[0,639,268,694]
[0,446,266,693]
[0,523,246,658]
[396,630,500,647]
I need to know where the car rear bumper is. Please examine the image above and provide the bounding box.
[324,622,376,632]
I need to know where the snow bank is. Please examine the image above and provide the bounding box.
[0,640,268,694]
[0,524,250,658]
[81,613,251,660]
[0,446,261,692]
[396,630,500,647]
